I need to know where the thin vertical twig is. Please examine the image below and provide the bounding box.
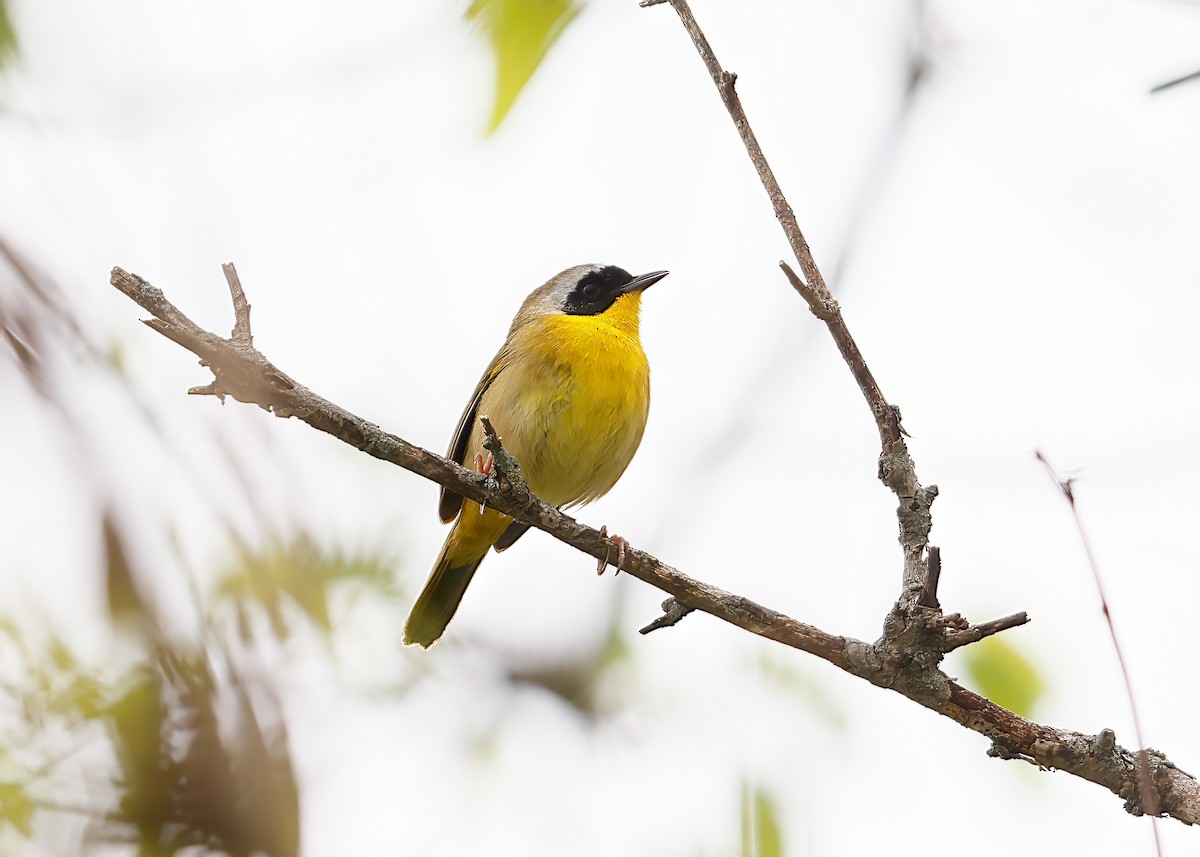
[642,0,928,605]
[642,0,827,297]
[1037,451,1162,854]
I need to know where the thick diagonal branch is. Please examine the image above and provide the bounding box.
[108,265,1198,824]
[109,266,845,665]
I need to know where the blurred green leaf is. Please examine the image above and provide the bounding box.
[2,623,109,730]
[740,782,783,857]
[467,0,584,133]
[71,674,107,721]
[960,635,1046,718]
[0,781,34,837]
[0,1,15,71]
[45,665,107,723]
[217,534,400,641]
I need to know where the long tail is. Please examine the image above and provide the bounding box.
[403,534,488,648]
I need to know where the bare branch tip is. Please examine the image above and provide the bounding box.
[639,0,670,6]
[780,260,840,322]
[480,415,499,443]
[976,610,1030,636]
[944,610,1031,652]
[221,262,253,344]
[639,597,696,634]
[779,261,811,297]
[1035,450,1076,502]
[188,381,226,402]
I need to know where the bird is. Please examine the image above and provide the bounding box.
[403,263,668,648]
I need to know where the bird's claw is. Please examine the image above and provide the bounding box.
[475,452,495,514]
[597,525,629,575]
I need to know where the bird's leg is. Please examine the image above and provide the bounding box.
[596,525,630,576]
[596,526,609,574]
[475,452,495,514]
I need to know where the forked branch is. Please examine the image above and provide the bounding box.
[640,0,1192,829]
[109,264,1198,824]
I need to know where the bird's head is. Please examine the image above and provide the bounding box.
[510,264,669,333]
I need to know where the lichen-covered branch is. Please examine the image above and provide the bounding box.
[108,265,1198,824]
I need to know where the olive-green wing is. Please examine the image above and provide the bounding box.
[438,353,506,523]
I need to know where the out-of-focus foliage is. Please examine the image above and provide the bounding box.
[1,237,95,414]
[959,635,1046,719]
[740,782,783,857]
[1,519,304,856]
[0,508,409,854]
[467,0,584,133]
[1,235,414,855]
[0,619,104,840]
[0,780,34,838]
[216,533,402,642]
[505,617,629,720]
[0,0,15,71]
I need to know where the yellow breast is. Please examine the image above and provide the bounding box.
[477,292,650,509]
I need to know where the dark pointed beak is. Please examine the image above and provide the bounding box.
[620,270,669,295]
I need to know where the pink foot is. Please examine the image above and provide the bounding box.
[596,526,630,575]
[475,452,495,514]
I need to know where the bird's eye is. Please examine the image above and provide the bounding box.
[581,282,601,299]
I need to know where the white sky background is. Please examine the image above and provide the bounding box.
[2,0,1199,854]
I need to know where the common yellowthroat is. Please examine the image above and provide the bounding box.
[403,264,667,648]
